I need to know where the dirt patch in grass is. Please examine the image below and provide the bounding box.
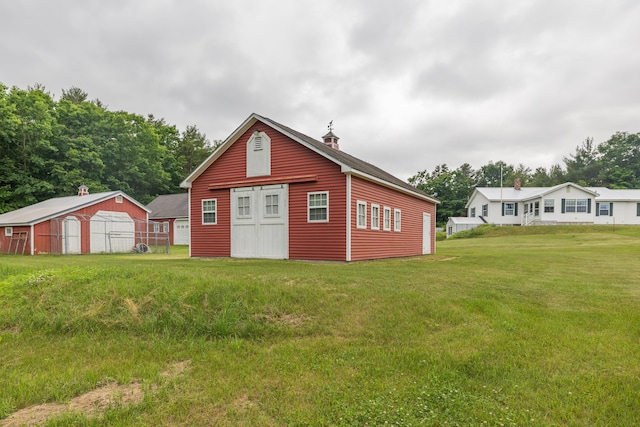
[255,312,310,327]
[1,360,190,427]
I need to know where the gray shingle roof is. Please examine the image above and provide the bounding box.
[147,193,189,219]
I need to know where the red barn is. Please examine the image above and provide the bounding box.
[0,185,150,255]
[181,113,439,261]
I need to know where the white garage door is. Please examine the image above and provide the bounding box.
[90,210,135,253]
[231,184,288,259]
[174,219,190,245]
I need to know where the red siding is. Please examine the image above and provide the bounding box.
[350,176,436,261]
[0,226,31,255]
[190,124,347,260]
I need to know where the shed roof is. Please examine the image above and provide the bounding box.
[448,217,486,225]
[181,113,439,204]
[147,193,189,219]
[0,191,149,226]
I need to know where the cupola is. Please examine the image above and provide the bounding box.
[78,183,89,196]
[322,120,340,150]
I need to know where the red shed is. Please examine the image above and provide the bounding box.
[0,186,150,255]
[180,113,439,261]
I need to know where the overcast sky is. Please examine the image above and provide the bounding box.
[2,0,639,181]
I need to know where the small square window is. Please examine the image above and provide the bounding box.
[237,196,251,218]
[5,227,12,237]
[265,194,279,216]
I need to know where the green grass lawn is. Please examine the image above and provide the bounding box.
[1,227,639,426]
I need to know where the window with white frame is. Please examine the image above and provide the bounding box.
[5,226,13,237]
[503,202,515,216]
[357,201,367,229]
[534,201,540,216]
[115,195,123,203]
[153,222,168,233]
[202,199,217,224]
[564,198,588,213]
[470,207,476,217]
[265,194,279,216]
[383,206,391,231]
[482,204,488,217]
[371,204,380,230]
[394,209,401,232]
[308,192,328,222]
[544,199,554,213]
[237,195,251,218]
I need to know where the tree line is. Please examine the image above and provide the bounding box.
[0,83,218,213]
[409,132,640,225]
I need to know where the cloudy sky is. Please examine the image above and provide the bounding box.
[2,0,639,181]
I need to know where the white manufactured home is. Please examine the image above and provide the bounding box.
[447,182,640,237]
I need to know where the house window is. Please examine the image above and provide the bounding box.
[503,203,515,216]
[637,203,640,216]
[237,196,251,218]
[470,207,476,217]
[5,226,12,237]
[308,192,328,222]
[544,199,554,213]
[265,194,279,216]
[357,201,367,229]
[394,209,401,232]
[597,202,611,217]
[371,204,380,230]
[115,195,123,203]
[482,204,488,217]
[563,198,590,214]
[202,199,217,224]
[383,206,391,231]
[153,222,168,233]
[534,201,540,216]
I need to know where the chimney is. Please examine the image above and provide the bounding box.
[78,183,89,196]
[322,120,340,150]
[514,178,521,191]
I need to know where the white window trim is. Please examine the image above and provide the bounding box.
[383,206,391,231]
[5,226,13,237]
[371,204,380,230]
[115,195,123,203]
[264,193,281,218]
[202,198,217,225]
[236,195,252,219]
[308,191,329,223]
[357,200,367,229]
[394,208,401,232]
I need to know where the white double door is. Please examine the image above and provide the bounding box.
[231,184,288,259]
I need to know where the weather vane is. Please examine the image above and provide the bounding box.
[328,120,333,132]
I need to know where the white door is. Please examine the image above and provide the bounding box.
[173,219,190,245]
[62,216,81,254]
[422,213,432,255]
[231,184,288,259]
